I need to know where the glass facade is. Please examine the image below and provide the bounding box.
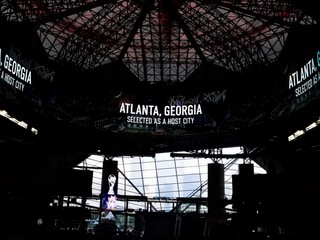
[73,147,266,212]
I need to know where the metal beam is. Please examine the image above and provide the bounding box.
[170,152,250,159]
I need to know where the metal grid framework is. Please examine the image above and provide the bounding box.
[0,0,316,83]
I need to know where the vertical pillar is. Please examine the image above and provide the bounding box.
[206,163,225,240]
[207,163,225,214]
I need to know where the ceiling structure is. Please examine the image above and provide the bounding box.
[0,0,320,162]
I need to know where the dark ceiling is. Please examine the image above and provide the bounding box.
[0,0,320,162]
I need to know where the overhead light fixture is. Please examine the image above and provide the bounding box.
[294,130,305,138]
[288,129,305,141]
[0,109,38,135]
[305,122,317,131]
[288,117,320,141]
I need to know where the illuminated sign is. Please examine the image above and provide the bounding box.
[113,90,227,133]
[0,48,32,91]
[288,50,320,97]
[119,102,202,125]
[0,46,55,97]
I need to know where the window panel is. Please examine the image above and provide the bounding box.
[124,162,142,171]
[159,183,179,193]
[141,162,156,171]
[178,181,201,191]
[157,176,177,184]
[177,173,201,183]
[174,158,200,168]
[155,160,175,169]
[157,168,176,176]
[139,156,155,163]
[176,166,200,175]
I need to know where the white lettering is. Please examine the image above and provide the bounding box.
[127,116,153,124]
[164,104,202,116]
[3,54,32,84]
[295,78,313,97]
[119,103,160,116]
